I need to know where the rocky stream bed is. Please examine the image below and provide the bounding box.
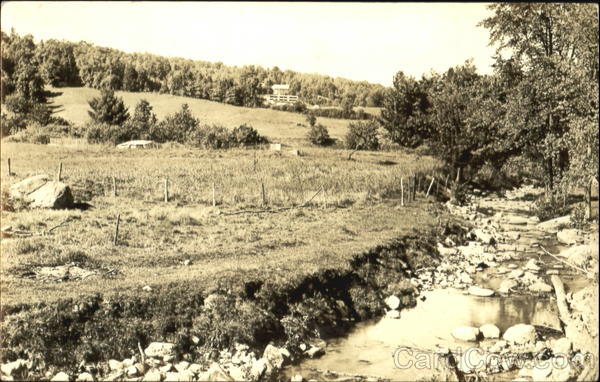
[1,185,598,382]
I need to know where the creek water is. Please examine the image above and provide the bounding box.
[283,193,590,381]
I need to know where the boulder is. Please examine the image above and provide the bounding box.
[145,342,176,359]
[291,375,304,382]
[480,324,501,339]
[549,361,573,381]
[116,140,157,149]
[263,344,285,373]
[531,364,552,380]
[550,337,572,356]
[9,174,50,198]
[508,269,524,279]
[457,349,486,373]
[524,259,540,271]
[488,340,508,353]
[451,326,480,341]
[0,359,27,377]
[507,216,529,225]
[51,372,70,382]
[537,215,571,232]
[250,359,267,380]
[384,295,400,310]
[10,175,74,209]
[198,363,233,381]
[142,369,162,382]
[177,369,195,381]
[472,229,496,245]
[108,360,123,371]
[175,361,190,372]
[559,245,593,267]
[503,324,537,345]
[556,229,581,245]
[529,282,553,293]
[76,372,94,381]
[468,286,495,297]
[498,279,518,294]
[305,346,324,358]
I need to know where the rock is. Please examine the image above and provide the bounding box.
[145,342,176,359]
[126,365,140,377]
[468,286,495,297]
[165,372,181,381]
[51,372,70,382]
[9,175,50,198]
[28,181,74,209]
[458,272,472,284]
[547,269,560,275]
[437,243,458,256]
[480,324,501,339]
[187,364,202,375]
[559,245,593,267]
[507,263,519,269]
[498,279,519,294]
[507,216,529,225]
[524,259,541,271]
[291,375,304,382]
[198,363,233,381]
[108,360,123,371]
[159,364,173,373]
[537,215,571,232]
[142,369,162,382]
[174,361,189,372]
[451,326,480,341]
[116,140,157,149]
[305,346,324,358]
[250,359,267,380]
[263,344,287,372]
[531,364,552,380]
[503,324,537,345]
[505,232,521,241]
[549,361,573,381]
[529,282,553,293]
[227,366,246,381]
[508,269,524,279]
[457,349,486,373]
[557,229,580,245]
[488,340,508,353]
[177,369,195,381]
[142,285,152,292]
[385,309,400,319]
[77,372,94,381]
[550,337,572,356]
[472,229,496,245]
[384,295,400,310]
[0,360,27,377]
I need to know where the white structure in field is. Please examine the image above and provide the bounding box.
[264,84,299,105]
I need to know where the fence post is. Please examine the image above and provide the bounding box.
[57,162,63,182]
[112,176,117,197]
[113,214,120,246]
[164,178,169,202]
[212,182,216,207]
[426,177,435,198]
[412,175,417,201]
[7,158,12,176]
[401,177,404,206]
[261,181,266,206]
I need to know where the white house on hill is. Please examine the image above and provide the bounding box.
[264,84,299,105]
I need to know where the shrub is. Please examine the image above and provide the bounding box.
[229,124,267,147]
[1,113,27,137]
[4,94,32,115]
[307,123,332,146]
[192,125,232,149]
[4,124,51,144]
[85,121,136,145]
[87,89,129,126]
[151,104,198,143]
[570,203,587,229]
[345,120,379,150]
[531,194,570,221]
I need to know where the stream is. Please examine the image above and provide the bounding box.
[283,187,591,381]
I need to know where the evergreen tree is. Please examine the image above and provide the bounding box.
[87,89,129,125]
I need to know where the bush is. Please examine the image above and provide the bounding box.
[190,124,232,149]
[345,120,379,150]
[307,123,332,146]
[570,203,587,229]
[85,121,136,145]
[229,124,267,147]
[87,89,129,126]
[4,124,51,144]
[531,194,570,221]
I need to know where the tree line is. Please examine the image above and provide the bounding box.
[379,3,598,213]
[0,28,386,109]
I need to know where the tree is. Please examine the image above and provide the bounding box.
[124,99,157,139]
[307,123,332,146]
[36,39,80,87]
[87,89,129,125]
[345,120,379,151]
[379,71,431,148]
[151,103,198,143]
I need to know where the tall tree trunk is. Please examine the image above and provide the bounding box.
[585,177,593,220]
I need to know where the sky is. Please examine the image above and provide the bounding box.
[1,1,497,86]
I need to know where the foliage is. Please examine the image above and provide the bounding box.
[570,203,588,229]
[123,99,158,140]
[85,121,136,145]
[531,194,570,222]
[345,120,379,151]
[0,112,26,137]
[87,89,129,126]
[0,30,45,102]
[4,124,51,144]
[307,123,332,146]
[229,124,267,147]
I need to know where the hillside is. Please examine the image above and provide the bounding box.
[48,87,357,144]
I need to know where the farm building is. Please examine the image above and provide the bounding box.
[264,84,299,105]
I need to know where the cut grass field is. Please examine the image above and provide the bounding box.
[47,87,360,145]
[0,142,443,307]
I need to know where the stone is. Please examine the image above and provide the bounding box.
[291,375,304,382]
[508,269,524,279]
[159,364,173,373]
[108,360,123,371]
[116,140,157,149]
[468,286,495,297]
[142,285,152,292]
[77,372,94,381]
[529,282,553,293]
[9,175,51,198]
[227,366,246,381]
[488,340,508,353]
[187,364,202,375]
[165,372,181,381]
[556,229,580,245]
[503,324,537,345]
[26,181,74,209]
[505,232,521,241]
[384,295,400,310]
[174,361,189,372]
[524,259,541,271]
[507,216,529,225]
[126,365,140,377]
[550,338,572,356]
[50,372,70,382]
[559,245,593,267]
[480,324,501,339]
[437,243,458,256]
[263,344,285,372]
[1,360,27,377]
[177,369,195,381]
[498,279,518,294]
[250,359,267,379]
[472,229,496,245]
[549,361,573,381]
[537,215,571,232]
[457,349,486,373]
[142,369,161,382]
[144,342,176,359]
[198,363,233,381]
[546,269,559,275]
[531,364,552,380]
[305,346,324,358]
[385,309,400,319]
[507,263,519,269]
[451,326,480,342]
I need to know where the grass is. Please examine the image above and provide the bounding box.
[47,87,359,145]
[0,141,443,307]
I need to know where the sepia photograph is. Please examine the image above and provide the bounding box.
[0,1,598,381]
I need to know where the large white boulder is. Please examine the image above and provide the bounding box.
[451,326,480,341]
[503,324,537,345]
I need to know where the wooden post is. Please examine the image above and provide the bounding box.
[435,173,439,195]
[412,175,417,201]
[212,182,216,207]
[57,162,63,181]
[113,214,120,246]
[112,176,117,197]
[400,177,404,206]
[164,178,169,202]
[7,158,12,176]
[455,168,461,185]
[426,177,435,198]
[261,181,266,206]
[444,173,450,190]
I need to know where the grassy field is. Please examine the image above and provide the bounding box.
[0,142,443,307]
[47,87,361,145]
